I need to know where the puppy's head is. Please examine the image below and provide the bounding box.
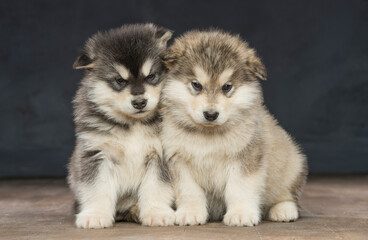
[74,23,172,122]
[162,30,266,130]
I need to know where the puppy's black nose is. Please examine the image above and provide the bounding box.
[203,111,219,121]
[131,98,147,110]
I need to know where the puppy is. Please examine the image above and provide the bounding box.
[161,30,307,226]
[68,23,175,228]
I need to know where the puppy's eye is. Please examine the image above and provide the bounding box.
[146,74,156,83]
[116,78,128,86]
[191,81,203,91]
[222,83,232,93]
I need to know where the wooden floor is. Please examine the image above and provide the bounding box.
[0,176,367,240]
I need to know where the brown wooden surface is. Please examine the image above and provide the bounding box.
[0,176,367,240]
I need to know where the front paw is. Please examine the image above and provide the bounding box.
[223,208,260,227]
[268,201,298,222]
[175,206,208,226]
[140,207,175,226]
[76,211,114,229]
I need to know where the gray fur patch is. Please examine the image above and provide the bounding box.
[86,100,130,130]
[237,134,265,174]
[290,153,308,202]
[158,155,171,183]
[80,150,103,184]
[115,190,139,222]
[206,191,226,221]
[141,111,162,135]
[73,200,80,214]
[145,152,171,183]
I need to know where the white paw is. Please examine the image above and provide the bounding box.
[223,208,261,227]
[175,206,208,226]
[268,201,299,222]
[76,212,114,229]
[140,207,175,226]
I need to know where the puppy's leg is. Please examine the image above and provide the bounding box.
[138,153,175,226]
[223,163,265,227]
[76,156,118,229]
[267,148,306,222]
[172,161,208,226]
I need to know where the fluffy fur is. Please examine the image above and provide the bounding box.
[161,30,307,226]
[68,23,175,228]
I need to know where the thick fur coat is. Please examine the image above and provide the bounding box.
[161,30,307,226]
[68,24,175,228]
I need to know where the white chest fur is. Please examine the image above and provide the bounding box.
[161,119,254,193]
[78,123,162,192]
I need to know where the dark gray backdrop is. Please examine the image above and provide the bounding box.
[1,0,367,177]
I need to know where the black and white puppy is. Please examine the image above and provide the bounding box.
[68,23,174,228]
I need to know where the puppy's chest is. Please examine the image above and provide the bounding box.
[85,124,161,170]
[118,127,160,166]
[188,154,229,192]
[172,133,243,159]
[168,131,249,192]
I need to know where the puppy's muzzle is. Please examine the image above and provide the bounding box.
[131,98,147,110]
[203,110,219,121]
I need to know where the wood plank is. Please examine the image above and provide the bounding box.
[0,176,367,239]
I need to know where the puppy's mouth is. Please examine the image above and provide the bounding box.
[129,109,152,119]
[135,110,147,114]
[132,110,150,116]
[201,121,221,127]
[199,120,223,128]
[187,114,223,128]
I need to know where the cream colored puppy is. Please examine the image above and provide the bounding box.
[160,30,307,227]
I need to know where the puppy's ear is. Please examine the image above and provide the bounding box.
[73,51,95,70]
[162,47,180,70]
[246,55,267,81]
[162,40,186,70]
[155,27,173,46]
